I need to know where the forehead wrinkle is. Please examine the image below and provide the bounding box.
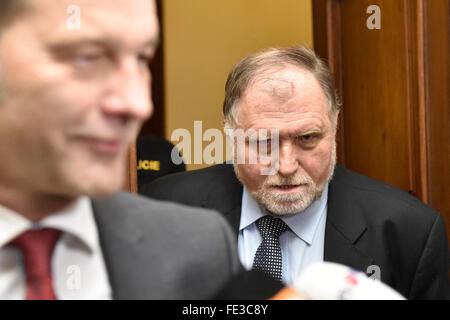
[244,111,328,133]
[253,77,295,105]
[236,65,331,129]
[244,68,325,109]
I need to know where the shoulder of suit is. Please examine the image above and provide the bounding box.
[91,191,240,298]
[92,192,237,256]
[331,165,440,222]
[93,191,227,222]
[153,163,234,183]
[141,163,239,195]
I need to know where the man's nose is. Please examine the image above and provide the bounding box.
[277,142,299,176]
[101,58,153,121]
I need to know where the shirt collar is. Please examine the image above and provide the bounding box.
[240,184,329,246]
[0,197,98,253]
[0,205,30,247]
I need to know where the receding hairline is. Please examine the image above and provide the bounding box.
[242,62,324,95]
[222,47,341,130]
[228,63,338,127]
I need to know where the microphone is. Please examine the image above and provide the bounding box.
[294,262,405,300]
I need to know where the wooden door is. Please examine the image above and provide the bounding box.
[313,0,450,244]
[124,0,165,193]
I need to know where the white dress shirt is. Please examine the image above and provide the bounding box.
[238,184,328,285]
[0,197,112,300]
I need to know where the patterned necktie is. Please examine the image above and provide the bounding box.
[9,228,61,300]
[252,215,289,281]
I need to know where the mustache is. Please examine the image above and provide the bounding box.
[264,173,314,186]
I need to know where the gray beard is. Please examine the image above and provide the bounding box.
[234,142,336,216]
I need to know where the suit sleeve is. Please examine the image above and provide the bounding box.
[408,213,449,299]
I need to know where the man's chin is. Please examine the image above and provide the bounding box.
[63,160,127,197]
[44,182,121,210]
[61,176,124,199]
[256,188,322,216]
[84,186,121,198]
[262,200,312,217]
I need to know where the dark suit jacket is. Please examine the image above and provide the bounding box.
[142,164,449,299]
[91,192,240,299]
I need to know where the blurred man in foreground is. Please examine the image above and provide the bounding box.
[0,0,240,299]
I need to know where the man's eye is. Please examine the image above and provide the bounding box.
[297,134,318,145]
[74,53,102,66]
[138,54,152,66]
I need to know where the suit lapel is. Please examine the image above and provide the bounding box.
[324,223,373,271]
[324,165,373,271]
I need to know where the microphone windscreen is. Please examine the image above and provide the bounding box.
[294,262,405,300]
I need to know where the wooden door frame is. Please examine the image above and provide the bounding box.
[312,0,450,241]
[125,0,165,193]
[313,0,345,165]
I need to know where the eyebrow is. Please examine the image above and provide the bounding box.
[47,35,160,55]
[278,126,325,139]
[144,36,161,49]
[297,128,323,134]
[140,36,161,51]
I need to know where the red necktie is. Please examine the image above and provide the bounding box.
[10,228,61,300]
